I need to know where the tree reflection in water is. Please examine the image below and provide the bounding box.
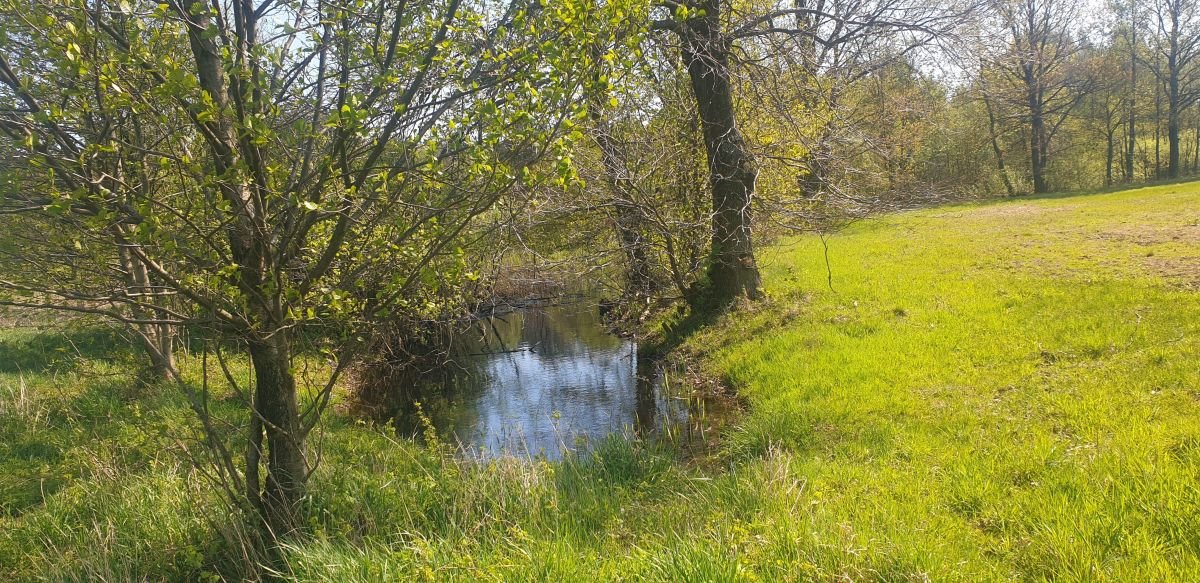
[385,301,693,458]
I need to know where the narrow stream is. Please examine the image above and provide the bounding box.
[385,301,705,459]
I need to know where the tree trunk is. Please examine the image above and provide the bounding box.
[981,83,1016,196]
[679,0,761,304]
[587,97,658,299]
[247,334,306,537]
[141,322,177,378]
[117,242,177,379]
[1155,80,1162,176]
[1025,62,1049,194]
[1106,128,1115,187]
[613,206,656,298]
[1167,62,1181,178]
[175,0,309,537]
[1193,109,1199,172]
[1029,105,1048,193]
[1127,21,1137,183]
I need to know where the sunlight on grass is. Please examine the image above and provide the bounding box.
[2,183,1198,580]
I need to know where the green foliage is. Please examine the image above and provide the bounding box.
[0,0,641,336]
[0,0,655,532]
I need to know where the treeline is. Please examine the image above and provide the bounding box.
[962,0,1200,194]
[0,0,1196,558]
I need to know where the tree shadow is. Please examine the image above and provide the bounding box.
[0,327,135,374]
[640,300,724,359]
[0,371,197,517]
[1013,175,1200,202]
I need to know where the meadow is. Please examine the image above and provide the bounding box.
[2,182,1198,581]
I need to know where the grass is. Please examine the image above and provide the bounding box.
[1,181,1199,580]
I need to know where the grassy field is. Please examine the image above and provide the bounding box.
[2,182,1198,581]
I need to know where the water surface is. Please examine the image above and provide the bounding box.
[388,301,693,458]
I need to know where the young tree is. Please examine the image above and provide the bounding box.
[0,20,182,377]
[0,0,609,538]
[584,22,666,302]
[575,48,713,301]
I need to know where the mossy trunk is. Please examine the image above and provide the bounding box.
[680,0,761,304]
[248,334,306,537]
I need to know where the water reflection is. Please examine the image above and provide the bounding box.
[387,301,690,458]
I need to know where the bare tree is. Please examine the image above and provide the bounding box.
[984,0,1092,194]
[978,61,1020,195]
[1112,0,1142,182]
[1144,0,1200,178]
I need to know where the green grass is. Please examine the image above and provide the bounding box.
[697,183,1200,579]
[2,182,1199,580]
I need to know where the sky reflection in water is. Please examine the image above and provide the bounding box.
[393,302,687,458]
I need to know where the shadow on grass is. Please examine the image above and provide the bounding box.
[650,304,721,357]
[0,372,202,517]
[642,272,763,357]
[0,373,128,516]
[0,327,136,374]
[1003,175,1200,203]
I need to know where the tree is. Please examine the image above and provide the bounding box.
[652,0,762,303]
[979,61,1020,195]
[585,21,666,302]
[1112,0,1143,182]
[986,0,1092,194]
[0,36,180,378]
[1082,41,1131,186]
[1144,0,1200,178]
[0,0,609,540]
[647,0,967,306]
[576,47,713,301]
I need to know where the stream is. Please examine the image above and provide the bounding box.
[385,300,711,459]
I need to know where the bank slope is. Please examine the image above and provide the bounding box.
[683,182,1200,579]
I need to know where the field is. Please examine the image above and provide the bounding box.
[2,182,1199,581]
